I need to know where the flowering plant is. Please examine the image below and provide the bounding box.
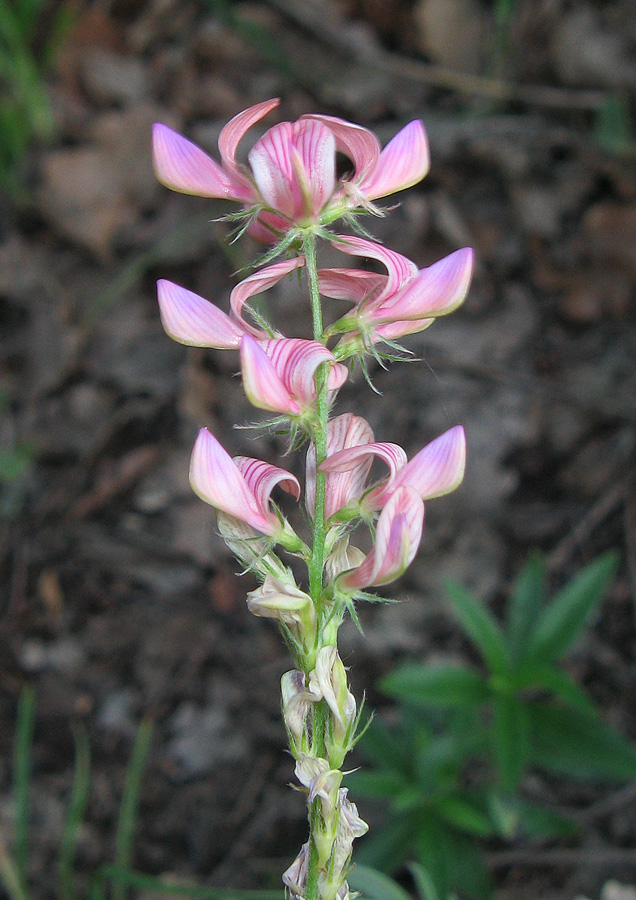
[153,99,472,900]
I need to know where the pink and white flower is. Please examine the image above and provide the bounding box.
[240,335,347,417]
[337,486,425,589]
[319,235,473,345]
[153,99,430,238]
[190,428,300,542]
[156,257,304,347]
[319,424,466,517]
[306,413,374,520]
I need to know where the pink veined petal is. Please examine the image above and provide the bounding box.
[248,122,297,219]
[319,441,408,486]
[189,428,274,533]
[263,339,336,407]
[330,235,418,304]
[371,248,474,324]
[338,487,424,589]
[230,257,305,336]
[327,363,348,391]
[373,317,435,341]
[157,280,244,348]
[152,124,254,202]
[240,335,301,415]
[306,414,375,519]
[291,119,337,215]
[247,210,291,244]
[393,425,466,500]
[234,456,301,512]
[360,120,430,201]
[302,115,381,182]
[318,268,386,305]
[218,98,280,181]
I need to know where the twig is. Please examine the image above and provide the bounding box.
[488,846,636,870]
[266,0,607,112]
[546,481,626,573]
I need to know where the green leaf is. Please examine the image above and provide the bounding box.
[528,552,619,663]
[527,701,636,780]
[113,718,153,900]
[58,723,91,900]
[13,685,36,894]
[445,831,493,900]
[414,815,453,900]
[513,799,579,839]
[347,770,411,800]
[348,865,412,900]
[444,581,509,676]
[380,663,489,708]
[519,662,597,716]
[407,862,441,900]
[358,716,410,772]
[355,814,416,873]
[436,795,495,837]
[505,552,545,668]
[492,695,529,793]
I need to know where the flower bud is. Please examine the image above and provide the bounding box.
[282,842,309,897]
[308,647,356,752]
[247,574,316,645]
[325,537,366,584]
[281,670,316,751]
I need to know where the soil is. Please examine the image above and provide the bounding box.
[1,2,636,899]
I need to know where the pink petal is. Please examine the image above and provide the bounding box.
[327,363,349,391]
[230,257,305,335]
[152,124,253,201]
[234,456,301,509]
[371,248,473,324]
[302,115,380,181]
[394,426,466,500]
[218,98,280,181]
[330,236,418,303]
[374,317,435,340]
[157,280,244,348]
[248,122,297,218]
[240,335,301,415]
[189,429,274,533]
[338,487,424,589]
[306,414,374,518]
[320,441,407,484]
[318,268,386,305]
[291,119,337,215]
[263,339,337,407]
[360,120,430,201]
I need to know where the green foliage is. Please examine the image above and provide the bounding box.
[0,0,73,196]
[354,551,633,900]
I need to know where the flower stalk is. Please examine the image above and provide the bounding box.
[153,99,472,900]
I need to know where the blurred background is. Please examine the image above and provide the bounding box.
[1,0,635,897]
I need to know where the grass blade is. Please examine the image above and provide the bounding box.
[99,864,282,899]
[58,723,91,900]
[113,717,153,900]
[13,685,36,893]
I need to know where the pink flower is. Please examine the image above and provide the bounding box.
[337,486,424,589]
[190,428,300,540]
[240,335,347,417]
[153,99,429,238]
[319,425,466,516]
[156,257,305,347]
[319,236,473,346]
[306,414,374,520]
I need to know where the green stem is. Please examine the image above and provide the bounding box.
[303,231,331,900]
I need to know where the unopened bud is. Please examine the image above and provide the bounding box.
[325,537,365,584]
[309,647,356,745]
[281,670,317,749]
[247,574,316,641]
[282,842,309,897]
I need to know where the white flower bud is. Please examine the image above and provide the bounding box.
[247,574,316,639]
[325,537,366,584]
[282,842,309,897]
[308,647,356,743]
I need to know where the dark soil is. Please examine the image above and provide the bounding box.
[1,2,636,899]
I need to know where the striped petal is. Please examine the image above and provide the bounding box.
[218,98,280,181]
[152,124,253,201]
[370,248,473,324]
[359,120,430,201]
[330,236,418,303]
[262,338,341,407]
[338,487,424,589]
[157,280,244,348]
[234,455,301,509]
[302,115,380,182]
[318,268,385,305]
[319,441,408,498]
[292,118,337,215]
[306,414,375,519]
[240,335,302,415]
[393,425,466,500]
[230,257,305,336]
[189,428,276,533]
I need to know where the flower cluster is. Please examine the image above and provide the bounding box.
[153,99,472,900]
